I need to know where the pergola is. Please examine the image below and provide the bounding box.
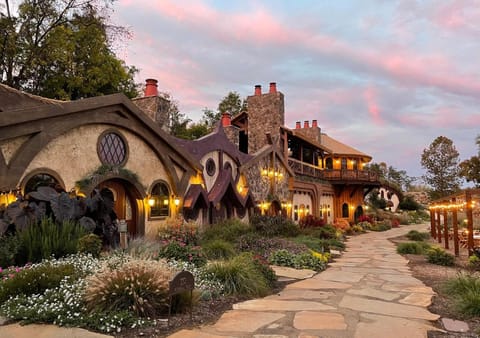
[429,188,480,256]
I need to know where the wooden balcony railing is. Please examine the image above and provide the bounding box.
[288,158,379,183]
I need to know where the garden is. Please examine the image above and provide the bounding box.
[0,187,430,336]
[393,229,480,336]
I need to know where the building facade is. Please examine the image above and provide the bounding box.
[0,80,380,238]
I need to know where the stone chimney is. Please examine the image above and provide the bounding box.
[247,82,284,153]
[295,121,301,129]
[269,82,277,93]
[295,119,322,144]
[144,78,158,97]
[132,78,170,132]
[221,112,231,127]
[304,121,309,128]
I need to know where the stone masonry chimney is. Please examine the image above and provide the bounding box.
[132,78,170,132]
[295,119,321,144]
[246,82,285,153]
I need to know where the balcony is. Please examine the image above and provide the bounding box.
[288,158,379,183]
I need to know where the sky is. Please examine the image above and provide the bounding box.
[112,0,480,180]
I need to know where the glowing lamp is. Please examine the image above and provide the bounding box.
[174,198,180,206]
[148,198,155,207]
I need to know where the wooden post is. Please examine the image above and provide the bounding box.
[466,190,474,256]
[443,206,449,249]
[430,207,436,238]
[452,197,459,256]
[436,208,442,244]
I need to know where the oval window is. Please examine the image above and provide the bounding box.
[206,158,216,176]
[98,132,127,166]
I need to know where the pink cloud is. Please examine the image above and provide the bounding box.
[363,86,383,125]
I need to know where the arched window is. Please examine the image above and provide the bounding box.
[25,173,62,194]
[342,203,349,218]
[149,181,170,217]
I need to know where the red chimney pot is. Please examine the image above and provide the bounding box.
[269,82,277,93]
[295,121,301,129]
[221,112,231,127]
[144,78,158,97]
[254,85,262,96]
[304,120,309,128]
[312,120,318,128]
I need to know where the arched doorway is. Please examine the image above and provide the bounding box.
[354,206,363,223]
[342,203,349,218]
[96,178,144,237]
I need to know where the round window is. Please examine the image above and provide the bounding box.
[206,158,216,176]
[98,132,127,166]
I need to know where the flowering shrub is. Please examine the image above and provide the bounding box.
[159,217,199,245]
[391,219,400,228]
[236,233,308,260]
[351,225,365,233]
[356,221,372,231]
[299,215,325,228]
[357,214,374,224]
[269,249,327,271]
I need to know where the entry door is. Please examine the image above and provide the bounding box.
[98,180,136,236]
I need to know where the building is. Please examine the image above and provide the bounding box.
[0,80,381,238]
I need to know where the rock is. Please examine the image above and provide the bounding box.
[441,318,469,332]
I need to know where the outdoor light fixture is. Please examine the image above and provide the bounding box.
[148,198,155,207]
[174,198,180,206]
[163,199,169,206]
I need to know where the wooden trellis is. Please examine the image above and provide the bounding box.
[429,188,480,256]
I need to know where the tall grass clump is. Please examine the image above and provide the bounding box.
[123,237,161,259]
[200,219,253,243]
[17,217,87,264]
[0,235,21,268]
[202,239,236,260]
[205,253,270,297]
[84,259,176,317]
[443,273,480,316]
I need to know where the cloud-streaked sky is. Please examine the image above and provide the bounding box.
[113,0,480,179]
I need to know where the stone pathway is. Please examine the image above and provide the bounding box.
[168,223,442,338]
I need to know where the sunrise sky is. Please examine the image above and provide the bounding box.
[112,0,480,180]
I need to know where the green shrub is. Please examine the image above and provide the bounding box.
[84,259,175,317]
[292,235,345,252]
[0,263,77,303]
[250,215,300,237]
[205,253,270,297]
[406,230,430,241]
[251,254,277,287]
[200,219,253,243]
[77,234,102,257]
[370,223,392,232]
[158,241,206,267]
[426,247,455,266]
[269,249,327,271]
[351,225,366,233]
[443,273,480,316]
[397,242,426,255]
[317,238,346,251]
[0,235,20,268]
[202,239,236,260]
[17,217,87,264]
[302,224,338,239]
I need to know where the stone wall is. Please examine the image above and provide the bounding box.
[246,91,285,153]
[224,125,239,148]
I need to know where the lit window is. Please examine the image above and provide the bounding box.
[150,182,170,217]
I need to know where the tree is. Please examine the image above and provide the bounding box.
[163,93,191,138]
[218,91,247,116]
[200,108,221,130]
[0,0,138,99]
[459,135,480,187]
[421,136,461,199]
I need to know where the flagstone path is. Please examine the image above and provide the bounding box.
[168,223,442,338]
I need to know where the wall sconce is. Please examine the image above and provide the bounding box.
[306,205,310,215]
[294,205,298,213]
[163,199,169,206]
[174,197,180,206]
[148,197,155,207]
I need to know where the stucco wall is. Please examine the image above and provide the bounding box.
[21,125,170,192]
[0,135,30,166]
